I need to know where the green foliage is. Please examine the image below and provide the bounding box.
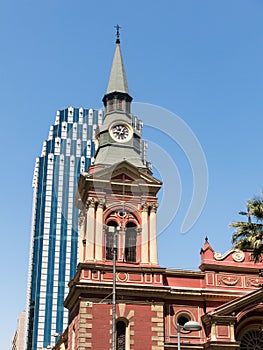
[230,195,263,262]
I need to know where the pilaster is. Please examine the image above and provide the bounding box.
[85,198,96,260]
[141,202,149,264]
[149,204,158,265]
[95,199,104,261]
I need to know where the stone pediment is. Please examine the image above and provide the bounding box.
[88,160,162,185]
[77,160,162,207]
[203,287,263,322]
[201,287,263,345]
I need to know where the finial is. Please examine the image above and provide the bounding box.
[114,24,121,44]
[205,236,209,243]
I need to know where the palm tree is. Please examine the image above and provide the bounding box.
[230,195,263,262]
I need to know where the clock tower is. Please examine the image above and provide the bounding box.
[60,34,166,350]
[93,36,145,170]
[76,34,162,267]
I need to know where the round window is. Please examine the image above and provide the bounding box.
[177,315,190,326]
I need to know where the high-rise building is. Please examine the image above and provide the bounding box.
[25,107,103,350]
[12,311,26,350]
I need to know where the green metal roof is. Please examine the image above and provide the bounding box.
[106,43,129,94]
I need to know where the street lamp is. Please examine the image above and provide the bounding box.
[177,321,202,350]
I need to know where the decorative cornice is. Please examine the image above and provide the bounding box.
[214,249,245,262]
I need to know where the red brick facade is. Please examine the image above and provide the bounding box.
[54,244,263,349]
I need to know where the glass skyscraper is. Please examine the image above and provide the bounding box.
[25,106,103,350]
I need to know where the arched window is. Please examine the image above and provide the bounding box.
[240,329,263,349]
[125,222,137,263]
[116,320,126,350]
[117,99,123,111]
[108,99,114,112]
[106,221,118,260]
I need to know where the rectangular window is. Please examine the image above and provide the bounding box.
[125,227,137,263]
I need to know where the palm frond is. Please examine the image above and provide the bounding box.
[248,197,263,221]
[230,194,263,262]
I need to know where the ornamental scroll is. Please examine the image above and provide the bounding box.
[214,249,245,263]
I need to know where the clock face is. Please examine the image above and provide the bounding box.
[111,124,130,141]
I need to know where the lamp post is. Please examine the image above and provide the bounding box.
[111,227,118,350]
[177,321,202,350]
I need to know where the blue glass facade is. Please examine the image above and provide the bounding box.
[25,107,103,350]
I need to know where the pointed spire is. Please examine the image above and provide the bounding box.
[106,26,129,95]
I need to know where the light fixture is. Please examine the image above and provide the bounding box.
[177,321,202,350]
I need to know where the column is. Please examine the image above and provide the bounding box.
[95,199,104,261]
[85,198,95,260]
[149,204,158,265]
[78,210,86,262]
[211,322,217,341]
[230,322,235,342]
[141,202,149,264]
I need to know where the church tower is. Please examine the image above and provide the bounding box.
[76,32,162,268]
[56,32,168,350]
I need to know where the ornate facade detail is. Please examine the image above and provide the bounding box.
[97,198,105,209]
[86,197,105,209]
[141,202,150,212]
[214,248,245,262]
[78,210,86,226]
[219,275,240,286]
[232,250,245,262]
[246,277,263,287]
[87,197,96,208]
[117,272,128,282]
[141,202,158,213]
[150,203,158,213]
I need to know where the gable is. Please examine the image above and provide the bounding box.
[88,160,162,186]
[205,288,263,318]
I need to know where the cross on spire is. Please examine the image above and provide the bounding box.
[114,24,121,44]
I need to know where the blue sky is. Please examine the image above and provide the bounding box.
[1,0,263,348]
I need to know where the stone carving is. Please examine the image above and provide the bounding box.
[141,202,149,212]
[86,197,105,209]
[117,272,128,282]
[78,210,86,226]
[219,276,240,286]
[97,198,105,209]
[87,197,96,208]
[232,250,245,262]
[150,203,158,213]
[246,278,262,287]
[214,249,245,262]
[141,202,158,213]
